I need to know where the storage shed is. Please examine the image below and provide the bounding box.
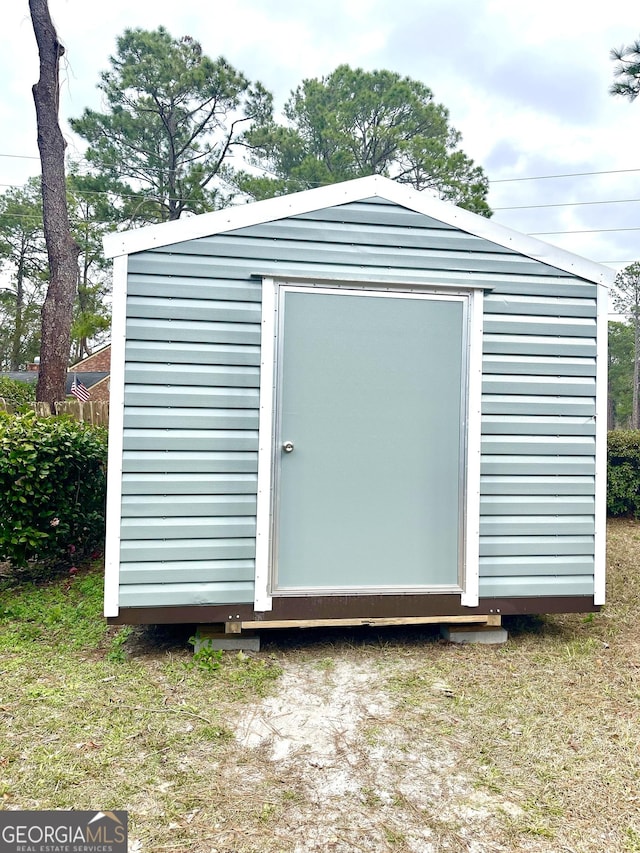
[103,175,612,629]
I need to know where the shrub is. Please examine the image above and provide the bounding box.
[0,410,108,570]
[607,430,640,517]
[0,377,36,409]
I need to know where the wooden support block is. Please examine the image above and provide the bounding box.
[197,624,225,639]
[225,621,242,634]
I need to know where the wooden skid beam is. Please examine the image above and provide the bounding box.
[238,614,502,630]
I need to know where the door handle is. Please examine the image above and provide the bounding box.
[282,441,294,453]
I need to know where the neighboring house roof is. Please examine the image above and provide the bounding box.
[103,174,615,288]
[70,343,111,372]
[0,372,108,394]
[63,373,109,395]
[1,372,40,385]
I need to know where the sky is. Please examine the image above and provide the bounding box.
[2,0,640,283]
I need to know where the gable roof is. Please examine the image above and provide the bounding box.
[103,175,614,287]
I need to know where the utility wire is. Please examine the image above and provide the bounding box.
[4,177,640,212]
[3,174,640,215]
[494,197,640,211]
[3,205,640,243]
[3,153,640,238]
[490,167,640,183]
[529,226,640,236]
[3,150,640,185]
[0,154,40,160]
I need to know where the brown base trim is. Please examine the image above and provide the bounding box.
[107,594,600,625]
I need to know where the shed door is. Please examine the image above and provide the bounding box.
[272,286,466,594]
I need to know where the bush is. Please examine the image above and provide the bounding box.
[0,377,36,408]
[607,430,640,517]
[0,410,108,570]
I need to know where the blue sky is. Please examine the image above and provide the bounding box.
[2,0,639,274]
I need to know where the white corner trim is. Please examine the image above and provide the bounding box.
[103,254,128,618]
[461,288,483,607]
[102,175,615,288]
[593,284,608,605]
[254,277,277,612]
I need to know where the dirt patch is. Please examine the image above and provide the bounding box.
[230,657,521,852]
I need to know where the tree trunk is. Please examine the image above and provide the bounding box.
[29,0,80,405]
[607,391,615,431]
[76,247,91,360]
[10,251,25,371]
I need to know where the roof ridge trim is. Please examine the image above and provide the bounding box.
[103,175,614,287]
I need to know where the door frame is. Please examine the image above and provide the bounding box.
[254,276,484,612]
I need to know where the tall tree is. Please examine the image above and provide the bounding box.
[610,38,640,100]
[29,0,80,405]
[608,321,634,429]
[237,65,491,215]
[66,170,116,359]
[0,179,47,369]
[613,263,640,429]
[70,27,272,223]
[0,174,113,369]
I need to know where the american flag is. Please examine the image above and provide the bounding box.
[70,374,90,402]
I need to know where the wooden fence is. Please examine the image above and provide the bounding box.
[0,398,110,425]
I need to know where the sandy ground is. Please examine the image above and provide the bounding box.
[221,657,523,853]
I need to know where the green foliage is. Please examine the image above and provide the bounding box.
[0,411,107,569]
[66,169,116,359]
[613,262,640,319]
[238,64,491,215]
[0,171,114,366]
[607,430,640,516]
[106,625,135,663]
[0,377,36,408]
[611,38,640,101]
[609,321,634,428]
[189,638,224,672]
[0,566,106,651]
[0,178,47,370]
[70,26,272,222]
[187,639,282,696]
[613,263,640,428]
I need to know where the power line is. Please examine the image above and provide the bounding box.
[3,174,640,214]
[490,167,640,183]
[0,181,156,204]
[530,226,640,236]
[4,152,640,233]
[4,204,640,242]
[3,150,640,185]
[0,154,40,161]
[494,197,640,211]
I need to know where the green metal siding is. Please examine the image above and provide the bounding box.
[117,197,599,607]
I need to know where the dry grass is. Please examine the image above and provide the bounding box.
[1,519,640,852]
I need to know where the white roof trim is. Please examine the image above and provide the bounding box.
[103,175,614,287]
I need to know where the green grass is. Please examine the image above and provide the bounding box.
[0,566,106,651]
[0,562,282,849]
